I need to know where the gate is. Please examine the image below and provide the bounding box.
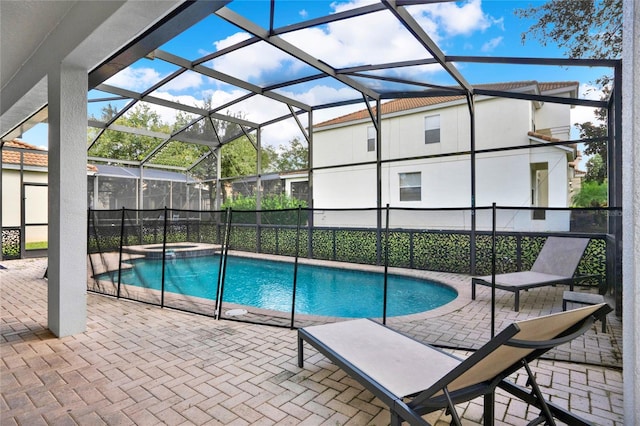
[22,182,48,258]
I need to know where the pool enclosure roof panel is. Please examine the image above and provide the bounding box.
[1,0,621,168]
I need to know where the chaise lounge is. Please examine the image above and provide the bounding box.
[298,303,610,426]
[472,236,593,311]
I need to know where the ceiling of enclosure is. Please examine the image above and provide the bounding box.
[3,0,619,175]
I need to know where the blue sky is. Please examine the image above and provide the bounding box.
[22,0,610,149]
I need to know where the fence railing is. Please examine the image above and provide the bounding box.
[87,206,616,332]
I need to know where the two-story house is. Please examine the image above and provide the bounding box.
[311,81,581,231]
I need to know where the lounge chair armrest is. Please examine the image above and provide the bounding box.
[506,304,611,350]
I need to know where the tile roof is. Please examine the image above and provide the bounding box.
[315,81,579,128]
[527,131,561,143]
[2,139,98,173]
[2,139,48,168]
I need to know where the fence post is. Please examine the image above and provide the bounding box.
[87,208,97,285]
[290,205,302,329]
[490,203,497,338]
[216,208,233,319]
[160,207,168,308]
[383,204,390,324]
[117,207,125,299]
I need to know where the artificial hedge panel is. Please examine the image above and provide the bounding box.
[278,227,308,257]
[577,238,606,284]
[1,228,20,259]
[385,231,412,268]
[474,234,519,275]
[260,228,278,255]
[520,236,546,271]
[413,232,470,273]
[199,223,221,244]
[311,229,335,261]
[335,229,378,265]
[229,225,257,252]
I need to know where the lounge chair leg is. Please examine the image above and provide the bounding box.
[522,360,556,426]
[471,280,476,300]
[483,392,495,426]
[297,336,304,367]
[443,387,462,426]
[514,291,520,312]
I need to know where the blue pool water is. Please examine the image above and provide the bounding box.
[110,256,457,317]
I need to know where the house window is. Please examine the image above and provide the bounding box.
[367,126,376,152]
[424,115,440,144]
[399,172,421,201]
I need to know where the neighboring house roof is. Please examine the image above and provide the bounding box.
[315,81,579,128]
[2,139,48,168]
[93,164,198,183]
[527,131,561,143]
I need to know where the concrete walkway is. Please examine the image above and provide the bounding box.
[1,258,624,425]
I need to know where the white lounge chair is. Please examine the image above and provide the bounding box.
[298,303,610,426]
[472,236,593,311]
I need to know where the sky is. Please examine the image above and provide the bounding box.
[21,0,611,151]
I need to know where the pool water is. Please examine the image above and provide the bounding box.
[110,256,457,317]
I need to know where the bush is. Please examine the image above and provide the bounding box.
[222,194,307,225]
[572,180,608,207]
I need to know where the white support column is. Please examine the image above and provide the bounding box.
[622,0,640,421]
[47,62,87,337]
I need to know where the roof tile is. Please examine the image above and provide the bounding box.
[315,81,579,128]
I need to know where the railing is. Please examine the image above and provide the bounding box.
[87,205,616,332]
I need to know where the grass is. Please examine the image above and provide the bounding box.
[26,241,48,250]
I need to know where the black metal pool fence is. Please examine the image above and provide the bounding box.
[87,205,618,330]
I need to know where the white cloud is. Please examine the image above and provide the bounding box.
[213,32,253,50]
[299,9,308,18]
[206,0,499,84]
[211,35,298,82]
[481,36,503,52]
[104,67,163,92]
[145,91,206,124]
[162,72,203,92]
[412,0,492,36]
[569,84,607,140]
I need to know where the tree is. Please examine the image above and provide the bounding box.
[88,104,171,161]
[274,137,308,172]
[585,154,606,184]
[515,0,622,87]
[220,136,276,178]
[516,0,621,187]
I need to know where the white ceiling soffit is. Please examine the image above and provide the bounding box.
[0,0,187,139]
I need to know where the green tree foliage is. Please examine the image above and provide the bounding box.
[274,137,308,171]
[516,0,622,186]
[220,136,276,178]
[515,0,622,86]
[572,180,608,207]
[88,104,170,161]
[584,153,606,184]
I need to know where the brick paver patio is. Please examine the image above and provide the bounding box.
[1,258,624,425]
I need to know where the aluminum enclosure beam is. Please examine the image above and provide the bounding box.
[381,0,472,94]
[215,6,381,101]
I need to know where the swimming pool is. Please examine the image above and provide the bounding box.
[107,255,457,318]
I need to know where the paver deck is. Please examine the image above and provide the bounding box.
[1,258,624,425]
